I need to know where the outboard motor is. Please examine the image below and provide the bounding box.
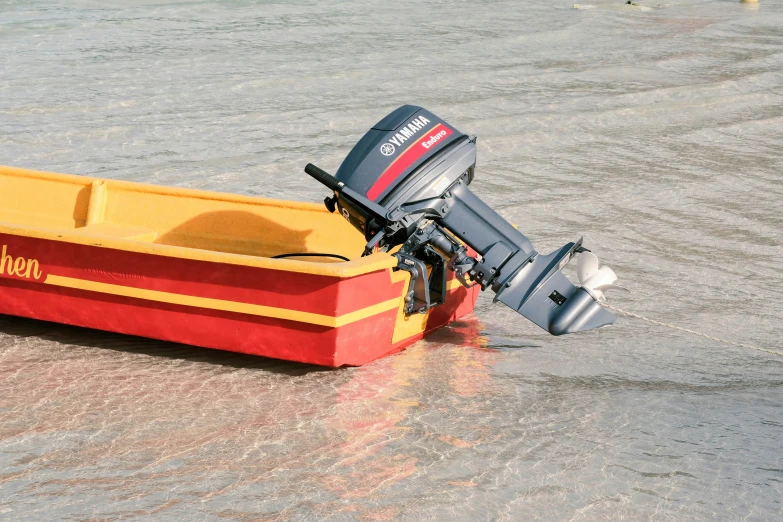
[304,105,618,335]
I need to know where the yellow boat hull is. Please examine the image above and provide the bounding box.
[0,166,478,366]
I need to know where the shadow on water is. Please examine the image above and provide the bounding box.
[0,314,334,376]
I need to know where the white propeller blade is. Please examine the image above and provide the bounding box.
[576,252,621,301]
[576,251,600,283]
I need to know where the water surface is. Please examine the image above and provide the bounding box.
[1,1,782,520]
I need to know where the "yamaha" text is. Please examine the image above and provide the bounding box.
[386,116,431,148]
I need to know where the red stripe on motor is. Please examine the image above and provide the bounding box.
[367,123,453,201]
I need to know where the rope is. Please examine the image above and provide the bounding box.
[601,303,783,358]
[272,252,351,262]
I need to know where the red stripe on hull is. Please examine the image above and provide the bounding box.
[0,277,395,366]
[0,233,402,316]
[0,234,480,366]
[0,277,477,366]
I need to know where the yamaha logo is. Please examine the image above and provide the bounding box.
[378,115,432,157]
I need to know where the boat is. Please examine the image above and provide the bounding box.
[0,165,479,367]
[0,106,620,366]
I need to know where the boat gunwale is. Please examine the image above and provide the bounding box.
[1,165,327,211]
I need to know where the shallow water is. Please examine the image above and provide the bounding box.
[1,1,782,520]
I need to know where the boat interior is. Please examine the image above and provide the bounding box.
[0,166,367,263]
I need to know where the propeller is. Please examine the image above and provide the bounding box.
[576,252,626,301]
